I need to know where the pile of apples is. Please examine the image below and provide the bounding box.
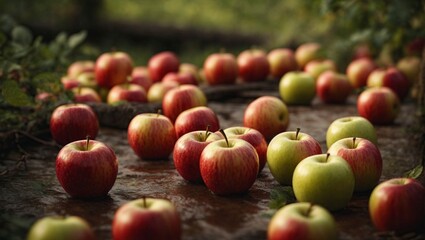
[27,41,425,240]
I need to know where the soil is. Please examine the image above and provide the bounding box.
[0,80,424,240]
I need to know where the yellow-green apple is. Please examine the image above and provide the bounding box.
[95,52,133,89]
[203,52,238,85]
[346,58,377,89]
[179,63,201,83]
[243,96,289,141]
[316,70,353,104]
[107,83,147,104]
[56,138,118,198]
[396,56,421,87]
[130,66,152,91]
[237,49,270,82]
[199,130,259,195]
[223,126,268,174]
[147,81,179,103]
[366,67,410,101]
[267,128,322,185]
[292,153,355,211]
[50,104,99,146]
[127,113,177,160]
[295,42,323,69]
[173,129,222,182]
[328,137,382,192]
[357,87,400,125]
[304,59,337,80]
[279,71,316,105]
[76,72,97,89]
[73,87,102,103]
[112,198,182,240]
[27,216,95,240]
[267,203,338,240]
[162,84,207,122]
[162,72,198,86]
[267,48,299,79]
[67,60,95,78]
[148,51,180,82]
[326,116,377,148]
[369,178,425,234]
[174,106,220,138]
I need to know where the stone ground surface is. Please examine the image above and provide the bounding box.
[1,80,424,240]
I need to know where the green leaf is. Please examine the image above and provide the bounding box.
[68,31,87,49]
[269,186,296,210]
[11,25,33,46]
[404,164,424,179]
[1,80,33,107]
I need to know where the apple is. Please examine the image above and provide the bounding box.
[50,104,99,146]
[243,96,289,141]
[346,58,377,89]
[148,51,180,82]
[56,137,118,198]
[316,70,353,104]
[366,67,410,101]
[67,60,95,78]
[304,59,337,80]
[397,56,421,86]
[174,106,220,138]
[369,178,425,233]
[292,153,355,211]
[76,72,97,89]
[179,63,201,83]
[405,37,425,56]
[95,52,133,89]
[173,129,222,182]
[267,48,299,79]
[328,137,382,192]
[203,52,238,85]
[267,202,338,240]
[130,66,152,91]
[107,83,148,104]
[162,84,207,122]
[35,92,55,103]
[223,126,268,174]
[267,128,322,185]
[326,116,377,148]
[27,216,95,240]
[199,130,259,195]
[147,81,179,103]
[61,76,80,90]
[162,72,198,86]
[357,87,400,125]
[294,42,323,69]
[128,113,177,160]
[237,49,270,82]
[112,197,182,240]
[279,71,316,105]
[352,43,373,60]
[73,87,102,103]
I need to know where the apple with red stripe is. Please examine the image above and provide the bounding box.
[237,49,270,82]
[107,83,147,104]
[174,106,220,139]
[95,52,133,89]
[357,87,400,125]
[148,51,180,83]
[203,52,238,85]
[267,48,299,79]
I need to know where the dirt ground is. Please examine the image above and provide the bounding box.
[0,80,424,240]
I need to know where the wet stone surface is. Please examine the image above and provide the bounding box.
[1,83,424,240]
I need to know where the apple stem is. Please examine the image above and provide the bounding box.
[296,128,300,139]
[306,203,314,217]
[325,153,330,162]
[157,109,162,117]
[204,125,211,141]
[86,135,90,150]
[143,196,147,208]
[219,129,229,147]
[352,137,356,148]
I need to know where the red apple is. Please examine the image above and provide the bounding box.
[128,113,177,160]
[147,81,179,103]
[179,63,201,83]
[267,48,299,79]
[162,84,207,122]
[73,87,102,103]
[173,129,222,182]
[243,96,289,141]
[304,59,337,80]
[107,83,147,104]
[328,137,383,192]
[357,87,400,125]
[316,70,353,104]
[346,58,377,89]
[295,42,323,69]
[369,178,425,233]
[67,60,95,78]
[95,52,133,89]
[61,76,80,90]
[352,43,373,60]
[200,130,259,195]
[367,67,410,101]
[56,138,118,198]
[237,49,270,82]
[162,72,198,86]
[112,197,182,240]
[50,104,99,146]
[174,106,220,138]
[130,66,152,91]
[76,72,97,89]
[27,216,96,240]
[148,51,180,82]
[203,52,238,85]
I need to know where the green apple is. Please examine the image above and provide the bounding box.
[267,128,322,185]
[27,216,95,240]
[292,153,355,211]
[326,116,377,148]
[279,71,316,105]
[268,202,338,240]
